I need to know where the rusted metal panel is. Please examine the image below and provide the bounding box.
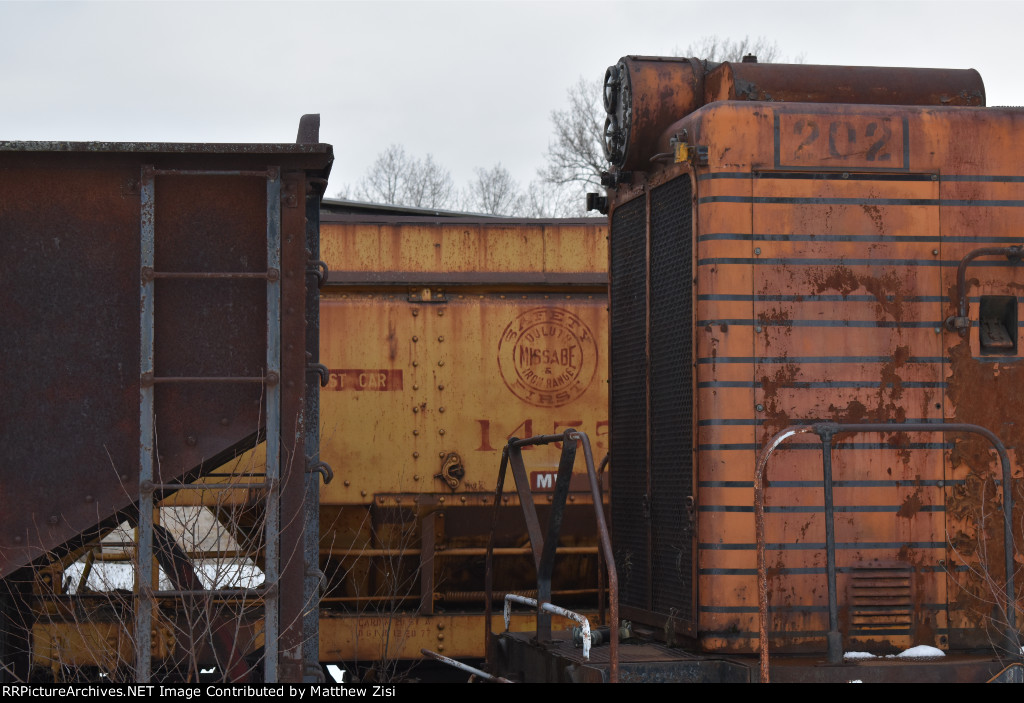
[753,422,1015,681]
[318,612,544,664]
[320,219,607,280]
[602,95,1024,666]
[704,63,985,108]
[0,144,329,579]
[325,270,606,288]
[746,164,947,655]
[0,137,332,683]
[686,104,953,654]
[317,294,607,499]
[935,124,1024,650]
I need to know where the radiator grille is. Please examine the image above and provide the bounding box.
[649,176,694,622]
[609,196,649,609]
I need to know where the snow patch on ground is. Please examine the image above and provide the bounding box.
[844,645,945,660]
[892,645,945,658]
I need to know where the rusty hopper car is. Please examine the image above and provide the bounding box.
[491,57,1024,683]
[1,121,333,682]
[313,211,608,673]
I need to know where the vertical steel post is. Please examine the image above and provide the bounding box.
[484,448,510,666]
[264,167,282,683]
[815,426,843,664]
[302,178,324,682]
[136,165,156,682]
[570,432,619,684]
[419,512,437,615]
[536,432,578,641]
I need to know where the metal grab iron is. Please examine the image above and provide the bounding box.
[503,594,593,660]
[945,245,1024,335]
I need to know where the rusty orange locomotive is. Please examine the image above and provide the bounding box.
[490,56,1024,683]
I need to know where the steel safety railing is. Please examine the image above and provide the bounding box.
[484,430,619,682]
[754,422,1016,684]
[503,594,592,659]
[420,648,513,683]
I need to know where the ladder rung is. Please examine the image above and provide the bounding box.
[205,472,268,478]
[147,587,267,599]
[151,168,273,178]
[151,375,267,384]
[151,271,272,280]
[141,481,271,492]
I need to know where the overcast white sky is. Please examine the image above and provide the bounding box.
[2,0,1023,196]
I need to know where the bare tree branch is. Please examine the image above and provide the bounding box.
[353,143,409,204]
[341,144,456,210]
[676,35,804,63]
[533,38,807,219]
[520,181,588,218]
[464,163,523,216]
[402,153,455,209]
[539,76,606,192]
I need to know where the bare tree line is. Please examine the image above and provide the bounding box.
[334,145,587,218]
[336,36,802,216]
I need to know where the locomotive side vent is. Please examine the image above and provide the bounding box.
[649,175,695,623]
[847,564,914,635]
[610,196,650,609]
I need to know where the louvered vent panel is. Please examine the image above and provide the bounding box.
[848,565,913,634]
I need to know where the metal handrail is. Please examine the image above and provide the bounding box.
[945,245,1024,335]
[420,649,513,683]
[754,421,1016,684]
[484,430,619,682]
[504,594,592,660]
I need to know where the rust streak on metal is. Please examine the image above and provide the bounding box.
[895,489,924,518]
[807,266,909,322]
